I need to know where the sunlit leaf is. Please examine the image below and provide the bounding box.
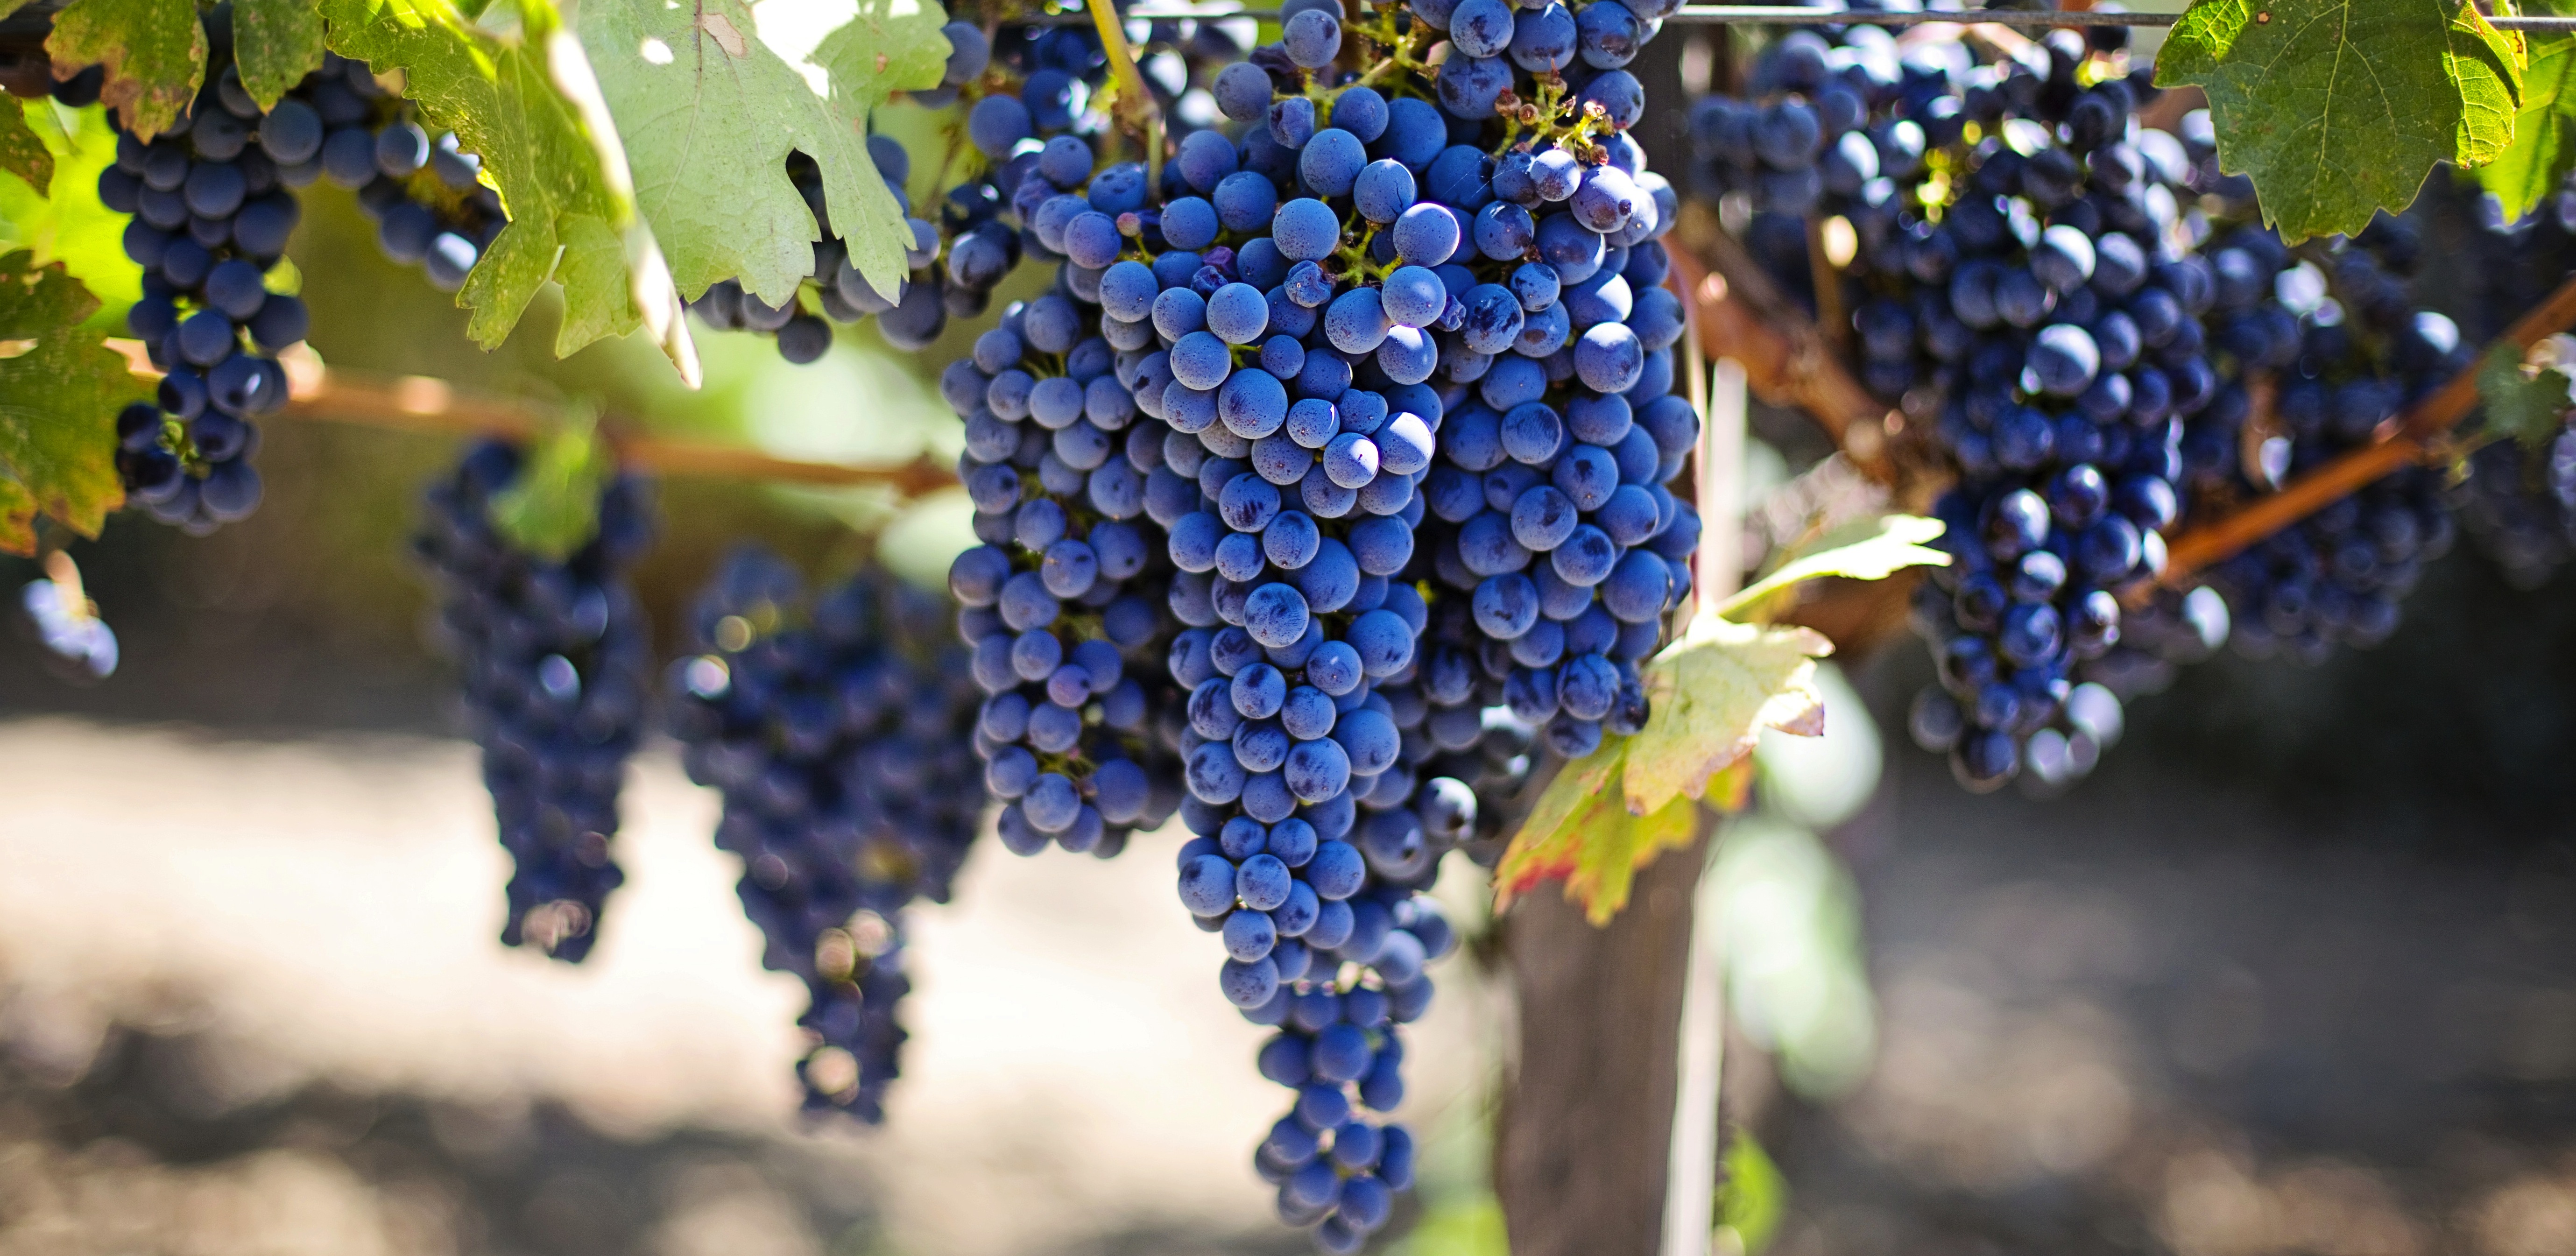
[318,0,694,377]
[579,0,947,308]
[1714,514,1949,621]
[2158,0,2524,241]
[1621,617,1836,817]
[1495,746,1701,925]
[0,96,55,196]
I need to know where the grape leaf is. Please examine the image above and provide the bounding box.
[1489,517,1946,922]
[808,0,954,300]
[233,0,327,108]
[46,0,208,140]
[1620,617,1836,817]
[1495,742,1702,924]
[1712,513,1951,622]
[0,105,146,329]
[489,408,607,560]
[0,97,54,196]
[2157,0,2524,242]
[579,0,948,308]
[319,0,695,378]
[2478,2,2576,220]
[0,252,141,552]
[2478,341,2576,446]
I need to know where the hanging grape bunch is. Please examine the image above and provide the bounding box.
[1689,27,2207,792]
[412,442,656,965]
[94,0,520,533]
[932,0,1698,1240]
[668,549,990,1122]
[686,141,945,363]
[943,277,1192,860]
[2176,225,2468,663]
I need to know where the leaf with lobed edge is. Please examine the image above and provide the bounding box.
[579,0,948,310]
[1494,517,1948,924]
[318,0,698,380]
[231,0,328,108]
[45,0,207,139]
[2480,2,2576,220]
[2157,0,2523,242]
[0,253,145,552]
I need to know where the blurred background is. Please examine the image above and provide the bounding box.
[8,76,2576,1256]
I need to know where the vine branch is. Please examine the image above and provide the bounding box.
[2155,270,2576,586]
[107,341,956,496]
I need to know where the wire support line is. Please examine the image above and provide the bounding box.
[1022,4,2576,29]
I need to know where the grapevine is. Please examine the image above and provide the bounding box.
[5,0,2576,1246]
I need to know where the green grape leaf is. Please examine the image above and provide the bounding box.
[2157,0,2524,242]
[1494,741,1704,925]
[319,0,696,379]
[0,96,54,196]
[46,0,208,140]
[0,253,142,552]
[0,105,147,330]
[1718,1132,1790,1256]
[579,0,948,308]
[1714,513,1951,621]
[232,0,328,108]
[489,409,607,560]
[1491,516,1947,923]
[2479,341,2576,446]
[2478,2,2576,220]
[808,0,954,301]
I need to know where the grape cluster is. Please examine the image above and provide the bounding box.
[942,280,1190,858]
[686,141,943,362]
[93,7,308,534]
[2454,408,2576,587]
[88,2,518,532]
[413,442,654,965]
[2180,231,2466,662]
[935,0,1703,1240]
[1696,30,2205,791]
[669,549,988,1122]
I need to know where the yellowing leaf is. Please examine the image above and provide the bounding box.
[46,0,208,140]
[0,253,143,551]
[1496,752,1701,925]
[1623,618,1835,817]
[232,0,327,108]
[580,0,948,308]
[0,96,55,196]
[2157,0,2524,242]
